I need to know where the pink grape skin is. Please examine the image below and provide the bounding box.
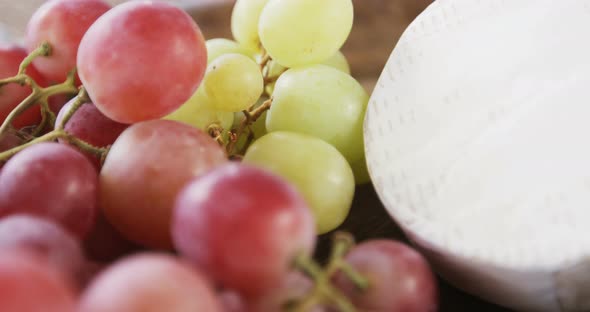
[78,253,222,312]
[0,45,47,128]
[25,0,111,83]
[0,251,76,312]
[0,142,98,238]
[333,240,439,312]
[77,1,207,123]
[0,132,21,152]
[48,93,71,115]
[247,272,320,312]
[100,120,227,249]
[172,163,316,297]
[0,133,20,170]
[0,215,85,285]
[56,99,128,168]
[218,290,247,312]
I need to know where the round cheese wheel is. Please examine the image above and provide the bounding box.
[364,1,590,311]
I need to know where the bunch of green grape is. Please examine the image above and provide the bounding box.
[166,0,369,234]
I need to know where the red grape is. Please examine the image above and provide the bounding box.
[218,290,247,312]
[0,251,76,312]
[172,163,316,297]
[25,0,111,83]
[56,99,128,168]
[100,120,227,249]
[0,142,98,238]
[78,253,222,312]
[246,272,317,312]
[48,93,71,115]
[333,240,438,312]
[0,45,47,128]
[77,1,207,123]
[83,211,139,262]
[0,215,85,284]
[78,261,105,290]
[0,132,21,153]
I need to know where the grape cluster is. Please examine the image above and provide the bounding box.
[0,0,438,311]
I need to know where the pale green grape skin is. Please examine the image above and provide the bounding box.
[258,0,353,67]
[266,60,287,78]
[206,38,255,64]
[264,52,350,96]
[231,0,270,52]
[266,65,368,164]
[322,51,350,74]
[266,52,349,78]
[164,87,234,132]
[243,131,354,234]
[263,61,286,96]
[203,53,264,112]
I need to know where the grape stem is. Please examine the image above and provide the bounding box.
[264,72,284,85]
[0,42,79,138]
[207,123,225,146]
[18,42,52,75]
[0,128,107,164]
[238,127,255,156]
[290,232,370,312]
[0,88,106,164]
[259,51,271,72]
[57,87,89,130]
[226,98,272,156]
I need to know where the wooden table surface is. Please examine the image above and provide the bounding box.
[2,0,515,310]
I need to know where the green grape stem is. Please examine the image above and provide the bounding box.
[238,126,255,156]
[0,88,106,164]
[0,128,108,164]
[259,51,272,72]
[57,87,89,130]
[290,232,370,312]
[207,122,225,146]
[18,42,52,75]
[226,98,272,156]
[0,42,78,138]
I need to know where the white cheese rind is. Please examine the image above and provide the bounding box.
[364,0,590,311]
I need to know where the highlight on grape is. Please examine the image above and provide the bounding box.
[0,0,438,311]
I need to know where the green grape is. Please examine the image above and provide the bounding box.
[206,38,254,64]
[266,60,287,78]
[265,82,276,97]
[263,53,349,96]
[266,65,368,164]
[263,61,286,96]
[323,51,350,74]
[266,52,349,79]
[164,87,234,132]
[231,0,270,52]
[203,53,264,112]
[258,0,353,67]
[243,131,354,234]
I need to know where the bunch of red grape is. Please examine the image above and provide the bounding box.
[0,0,438,311]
